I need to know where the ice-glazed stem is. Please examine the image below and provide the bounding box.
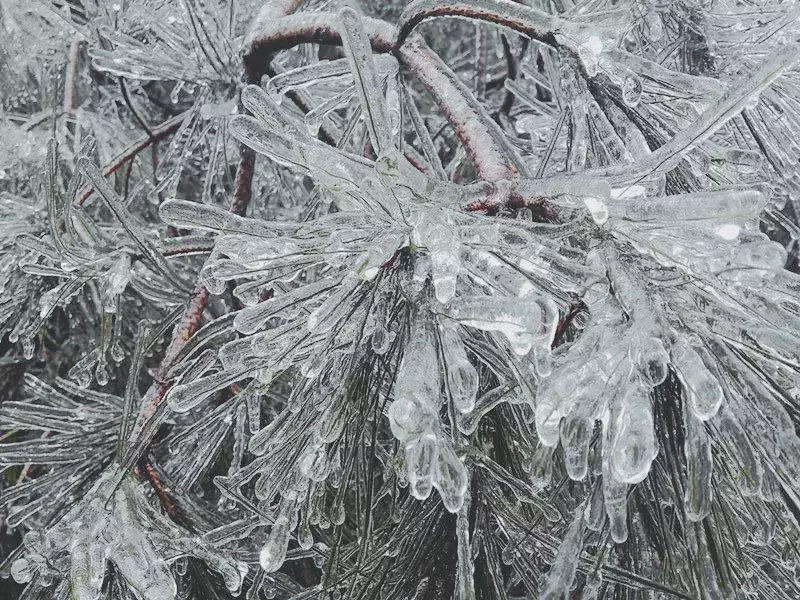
[592,44,800,186]
[338,7,393,156]
[398,39,526,180]
[393,0,625,50]
[539,506,585,600]
[245,13,525,181]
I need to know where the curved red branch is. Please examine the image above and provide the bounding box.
[394,0,563,50]
[398,39,526,180]
[244,14,525,181]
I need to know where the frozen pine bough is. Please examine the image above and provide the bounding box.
[1,0,800,598]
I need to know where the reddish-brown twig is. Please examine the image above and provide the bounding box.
[552,300,586,348]
[136,459,178,518]
[122,2,304,475]
[394,0,564,50]
[77,112,187,206]
[466,189,556,220]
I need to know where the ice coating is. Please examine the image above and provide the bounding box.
[2,0,800,598]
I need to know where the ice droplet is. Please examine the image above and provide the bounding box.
[406,434,437,500]
[622,74,642,107]
[10,558,32,584]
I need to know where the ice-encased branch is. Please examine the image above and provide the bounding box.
[245,12,526,181]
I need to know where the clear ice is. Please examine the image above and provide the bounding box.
[1,0,800,598]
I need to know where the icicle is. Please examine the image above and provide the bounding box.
[684,410,713,522]
[432,440,468,512]
[439,322,478,413]
[108,532,176,600]
[567,96,588,172]
[585,479,605,532]
[69,349,100,389]
[406,434,436,501]
[560,413,592,481]
[633,336,669,388]
[535,386,564,448]
[603,474,629,544]
[529,444,554,490]
[602,420,629,543]
[609,382,658,484]
[245,385,262,434]
[166,367,247,414]
[260,497,296,572]
[102,254,132,314]
[456,385,518,435]
[393,320,441,412]
[412,209,461,304]
[69,531,105,600]
[300,445,329,482]
[225,403,249,485]
[315,398,350,444]
[445,292,553,356]
[672,341,723,421]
